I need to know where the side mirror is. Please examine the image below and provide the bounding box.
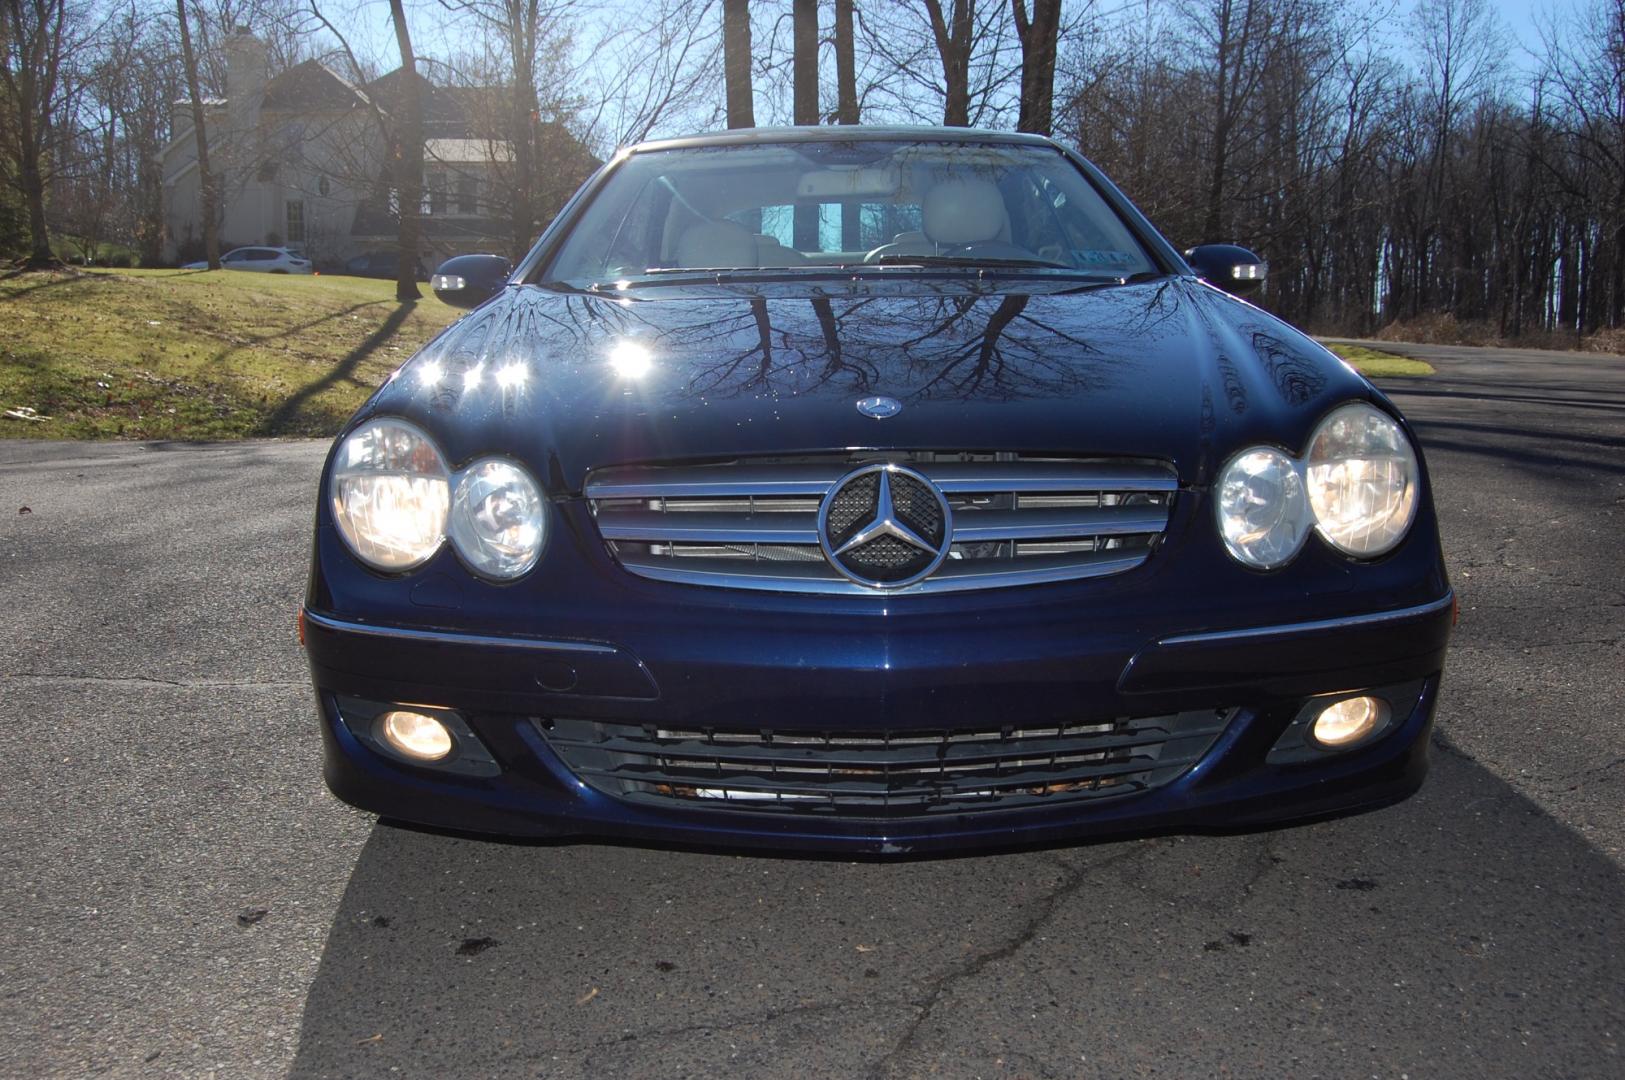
[1184,244,1268,298]
[431,254,513,309]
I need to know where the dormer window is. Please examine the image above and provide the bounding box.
[256,160,279,183]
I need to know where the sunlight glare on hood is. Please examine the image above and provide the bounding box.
[609,340,654,379]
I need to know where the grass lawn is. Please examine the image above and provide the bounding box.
[1,269,1434,441]
[1324,343,1436,378]
[0,268,460,439]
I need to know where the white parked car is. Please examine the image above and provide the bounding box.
[182,246,313,274]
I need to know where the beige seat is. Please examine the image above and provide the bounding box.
[674,219,759,268]
[754,235,810,267]
[922,179,1010,246]
[864,179,1011,262]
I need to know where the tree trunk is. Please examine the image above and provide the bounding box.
[792,0,819,251]
[19,145,52,265]
[834,0,857,124]
[923,0,972,126]
[389,0,423,302]
[176,0,219,269]
[1012,0,1061,136]
[722,0,754,129]
[1202,0,1234,241]
[833,0,860,250]
[508,0,540,261]
[793,0,818,124]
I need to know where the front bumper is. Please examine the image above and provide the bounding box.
[303,593,1452,854]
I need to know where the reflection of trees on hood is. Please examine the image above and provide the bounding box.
[670,289,1177,403]
[405,280,1191,405]
[1250,331,1328,406]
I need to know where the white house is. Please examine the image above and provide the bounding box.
[159,31,542,268]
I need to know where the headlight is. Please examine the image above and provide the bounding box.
[1304,403,1419,557]
[1216,447,1310,569]
[330,418,449,571]
[447,458,546,580]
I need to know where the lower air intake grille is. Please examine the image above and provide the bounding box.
[537,709,1235,818]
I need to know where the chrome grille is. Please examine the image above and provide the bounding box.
[585,453,1177,594]
[538,709,1235,817]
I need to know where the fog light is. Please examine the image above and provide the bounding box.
[1310,696,1389,749]
[378,710,454,761]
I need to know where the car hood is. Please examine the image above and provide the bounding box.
[359,277,1372,492]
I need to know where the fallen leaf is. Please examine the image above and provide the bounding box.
[456,936,497,956]
[577,987,600,1005]
[356,1033,383,1045]
[855,944,876,953]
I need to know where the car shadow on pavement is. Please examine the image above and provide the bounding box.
[285,739,1624,1079]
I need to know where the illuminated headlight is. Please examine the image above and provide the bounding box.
[1216,447,1309,569]
[1304,403,1419,557]
[330,418,449,571]
[447,458,546,580]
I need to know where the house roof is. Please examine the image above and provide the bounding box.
[261,60,366,111]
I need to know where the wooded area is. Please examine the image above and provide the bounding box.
[3,0,1622,343]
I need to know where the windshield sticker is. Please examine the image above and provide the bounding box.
[1074,249,1138,267]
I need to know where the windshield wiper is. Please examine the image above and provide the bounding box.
[870,254,1081,271]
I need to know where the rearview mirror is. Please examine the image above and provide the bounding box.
[431,254,513,310]
[1184,244,1267,298]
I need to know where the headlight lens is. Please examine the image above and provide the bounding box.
[330,419,449,571]
[1216,447,1310,569]
[447,458,546,580]
[1304,403,1419,557]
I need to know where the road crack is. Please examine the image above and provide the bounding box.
[866,841,1161,1079]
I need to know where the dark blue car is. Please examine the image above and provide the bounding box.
[301,127,1453,854]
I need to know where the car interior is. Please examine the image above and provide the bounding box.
[547,143,1156,282]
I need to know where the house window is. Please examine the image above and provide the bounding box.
[318,175,331,197]
[427,170,447,216]
[456,174,477,215]
[286,200,305,243]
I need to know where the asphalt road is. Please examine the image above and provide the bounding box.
[1,342,1621,1079]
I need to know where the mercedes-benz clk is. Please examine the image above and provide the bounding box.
[300,127,1453,854]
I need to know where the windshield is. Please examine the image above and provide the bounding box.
[543,140,1159,286]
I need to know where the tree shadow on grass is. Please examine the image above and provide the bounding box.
[255,302,417,436]
[202,300,398,372]
[286,741,1625,1079]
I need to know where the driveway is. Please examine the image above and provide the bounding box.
[1,342,1621,1078]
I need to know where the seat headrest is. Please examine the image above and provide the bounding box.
[923,180,1007,246]
[675,219,758,268]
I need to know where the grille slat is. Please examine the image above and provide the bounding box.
[598,509,821,545]
[586,454,1177,595]
[950,506,1170,542]
[538,709,1235,818]
[545,721,1228,770]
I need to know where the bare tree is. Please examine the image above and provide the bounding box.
[793,0,817,124]
[723,0,753,127]
[175,0,220,268]
[572,0,721,147]
[854,0,1014,127]
[1011,0,1060,135]
[1,0,91,266]
[440,0,579,256]
[922,0,974,125]
[387,0,422,301]
[834,0,857,123]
